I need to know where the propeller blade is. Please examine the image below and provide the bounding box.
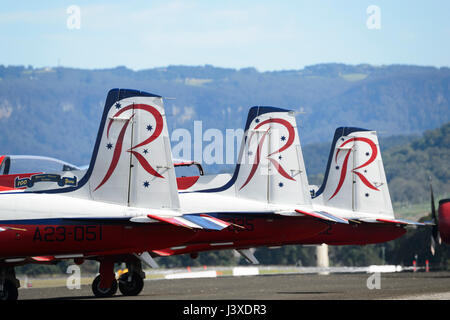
[430,177,441,245]
[430,235,436,256]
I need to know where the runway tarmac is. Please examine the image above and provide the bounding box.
[18,271,450,300]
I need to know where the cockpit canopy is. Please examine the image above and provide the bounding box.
[0,155,81,175]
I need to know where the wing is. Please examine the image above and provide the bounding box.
[280,209,428,227]
[293,209,349,224]
[146,213,233,230]
[62,213,233,231]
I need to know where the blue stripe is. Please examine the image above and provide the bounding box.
[0,217,131,225]
[182,215,223,230]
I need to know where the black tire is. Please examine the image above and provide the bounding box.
[0,279,18,301]
[118,272,144,296]
[92,275,117,298]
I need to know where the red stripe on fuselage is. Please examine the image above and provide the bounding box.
[0,223,195,259]
[151,217,406,257]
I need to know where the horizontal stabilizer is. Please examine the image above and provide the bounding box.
[31,256,55,262]
[147,214,197,229]
[375,218,427,226]
[147,213,232,231]
[63,213,232,231]
[351,217,429,226]
[0,226,27,232]
[151,249,174,256]
[182,214,232,231]
[294,209,349,224]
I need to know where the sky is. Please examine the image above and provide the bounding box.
[1,0,449,71]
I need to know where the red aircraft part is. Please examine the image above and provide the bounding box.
[189,215,329,245]
[154,215,331,256]
[153,217,407,257]
[0,223,195,258]
[176,176,200,190]
[0,173,41,189]
[301,221,406,245]
[439,199,450,244]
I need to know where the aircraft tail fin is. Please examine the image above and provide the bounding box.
[56,89,180,209]
[313,127,393,217]
[233,107,311,205]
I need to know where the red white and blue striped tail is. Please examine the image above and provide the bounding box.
[294,209,349,224]
[147,213,232,231]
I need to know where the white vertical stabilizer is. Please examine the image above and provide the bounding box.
[313,127,393,217]
[234,107,311,206]
[38,89,180,210]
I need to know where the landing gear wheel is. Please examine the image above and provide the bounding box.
[92,275,118,298]
[118,272,144,296]
[0,279,18,301]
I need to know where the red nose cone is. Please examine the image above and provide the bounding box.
[439,199,450,244]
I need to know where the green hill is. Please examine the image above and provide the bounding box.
[0,63,449,166]
[384,123,450,205]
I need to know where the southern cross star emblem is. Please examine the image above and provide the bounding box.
[106,143,113,150]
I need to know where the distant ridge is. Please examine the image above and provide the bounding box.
[0,63,449,167]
